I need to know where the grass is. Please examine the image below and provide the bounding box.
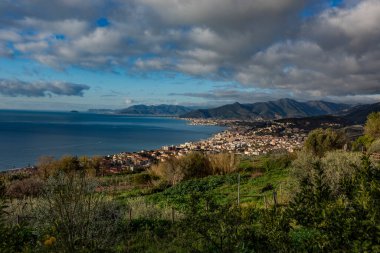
[82,155,296,217]
[113,167,294,212]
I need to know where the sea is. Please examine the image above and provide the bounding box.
[0,110,224,171]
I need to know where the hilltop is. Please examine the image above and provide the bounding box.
[180,98,350,120]
[118,104,193,116]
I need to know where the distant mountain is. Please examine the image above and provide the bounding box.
[118,104,193,116]
[180,99,351,120]
[88,109,116,114]
[276,101,380,129]
[342,102,380,124]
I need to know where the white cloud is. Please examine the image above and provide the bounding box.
[0,0,379,102]
[0,79,90,97]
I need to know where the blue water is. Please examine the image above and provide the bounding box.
[0,110,223,170]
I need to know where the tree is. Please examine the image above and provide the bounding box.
[364,112,380,139]
[304,128,346,157]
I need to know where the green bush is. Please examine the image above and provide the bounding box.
[33,172,125,252]
[304,128,346,157]
[130,173,152,185]
[364,112,380,139]
[368,138,380,154]
[321,150,362,195]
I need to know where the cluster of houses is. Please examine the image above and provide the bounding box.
[105,121,307,173]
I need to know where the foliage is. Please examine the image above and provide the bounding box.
[364,112,380,139]
[291,149,320,182]
[149,156,184,185]
[304,128,346,157]
[177,196,245,253]
[287,156,380,251]
[321,150,362,195]
[149,152,212,185]
[257,153,294,172]
[0,192,37,252]
[33,172,124,252]
[209,152,240,174]
[150,173,245,208]
[6,177,44,199]
[2,146,380,252]
[368,138,380,154]
[37,155,108,179]
[352,135,374,151]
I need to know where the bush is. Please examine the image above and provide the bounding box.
[6,177,44,199]
[321,150,362,195]
[364,112,380,139]
[304,128,346,157]
[368,138,380,154]
[130,173,152,185]
[209,153,240,175]
[149,152,212,185]
[149,157,184,185]
[352,135,374,152]
[33,172,125,252]
[259,153,294,172]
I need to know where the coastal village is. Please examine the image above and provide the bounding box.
[107,120,308,173]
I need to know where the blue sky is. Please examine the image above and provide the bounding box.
[0,0,379,110]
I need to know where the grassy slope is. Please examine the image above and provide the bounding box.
[112,158,295,217]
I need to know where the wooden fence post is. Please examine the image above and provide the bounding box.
[273,191,278,208]
[237,173,240,205]
[264,196,268,209]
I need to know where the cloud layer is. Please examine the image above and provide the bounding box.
[0,79,90,97]
[0,0,379,102]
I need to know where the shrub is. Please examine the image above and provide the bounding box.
[364,112,380,139]
[149,152,212,185]
[352,135,374,151]
[290,149,320,193]
[149,157,184,185]
[321,150,362,195]
[304,128,346,157]
[130,173,152,185]
[33,172,124,252]
[368,138,380,154]
[259,153,294,172]
[209,152,240,174]
[6,177,44,199]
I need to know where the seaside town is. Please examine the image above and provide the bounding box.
[107,120,308,173]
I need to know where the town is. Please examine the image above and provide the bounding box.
[106,120,308,173]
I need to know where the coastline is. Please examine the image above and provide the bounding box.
[1,118,309,175]
[0,116,226,173]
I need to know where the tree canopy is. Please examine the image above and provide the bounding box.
[364,112,380,139]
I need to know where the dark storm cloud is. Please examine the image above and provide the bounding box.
[0,79,90,97]
[0,0,379,102]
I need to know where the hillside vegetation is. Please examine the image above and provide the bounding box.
[1,114,380,252]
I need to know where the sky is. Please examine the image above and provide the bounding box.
[0,0,379,110]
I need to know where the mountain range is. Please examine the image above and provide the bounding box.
[180,99,351,120]
[118,104,193,116]
[90,99,380,125]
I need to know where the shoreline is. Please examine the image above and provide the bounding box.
[1,118,309,175]
[0,118,226,174]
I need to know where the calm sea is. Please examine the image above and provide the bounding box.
[0,110,223,171]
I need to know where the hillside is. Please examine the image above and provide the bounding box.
[342,102,380,124]
[119,104,193,116]
[180,98,350,120]
[276,101,380,129]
